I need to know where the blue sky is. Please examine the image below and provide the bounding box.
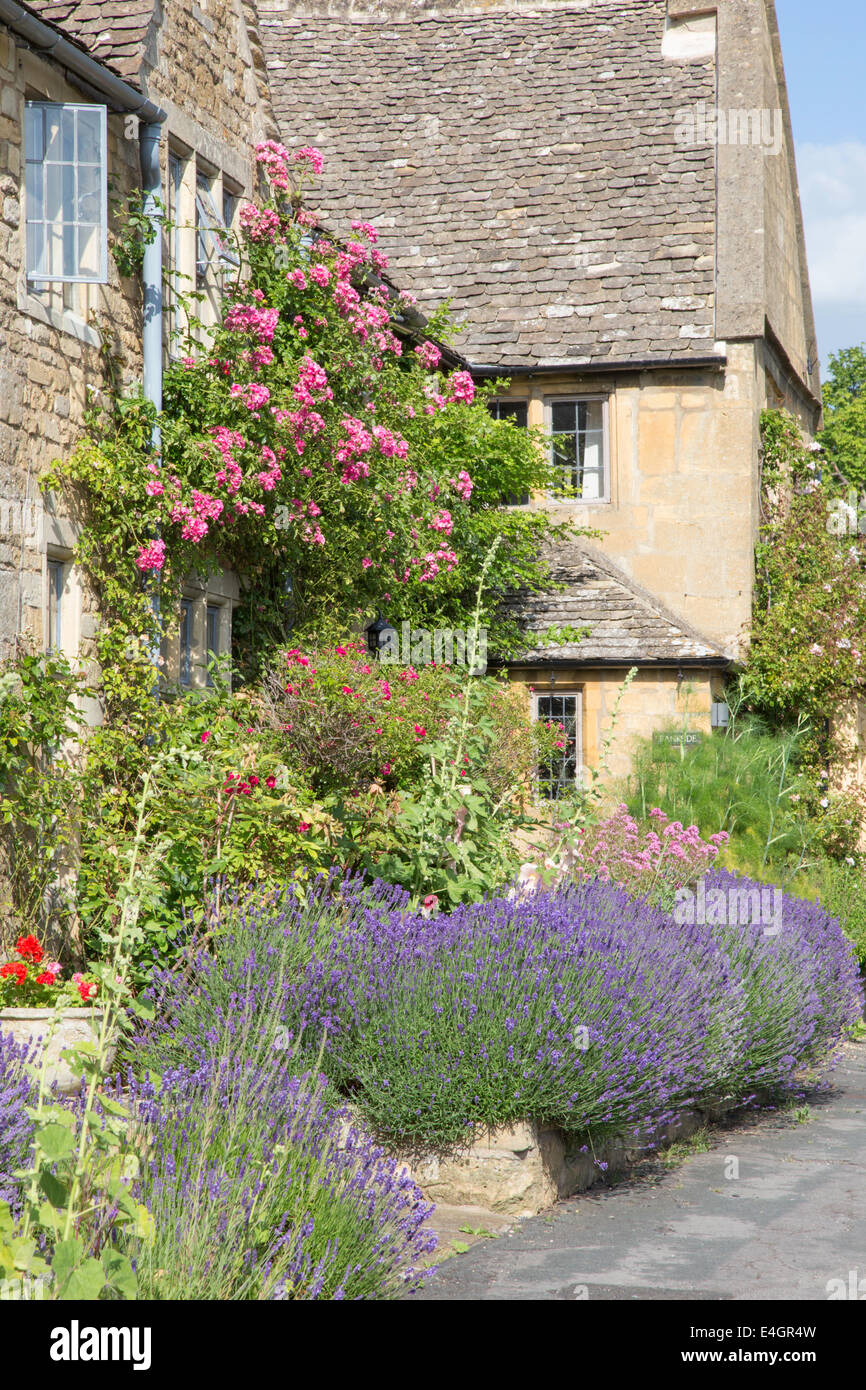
[776,0,866,374]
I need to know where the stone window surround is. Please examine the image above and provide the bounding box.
[161,573,238,692]
[545,393,611,506]
[161,100,249,354]
[488,384,614,509]
[532,686,584,796]
[43,509,83,664]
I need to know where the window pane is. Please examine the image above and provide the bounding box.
[45,162,63,221]
[76,107,102,164]
[26,221,46,277]
[62,225,76,278]
[77,164,101,222]
[179,601,192,686]
[550,400,606,502]
[206,605,220,687]
[25,103,106,283]
[44,108,62,159]
[491,400,528,427]
[47,562,63,652]
[537,695,579,799]
[60,108,75,162]
[25,105,44,161]
[78,223,100,278]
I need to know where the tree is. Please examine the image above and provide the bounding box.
[819,344,866,490]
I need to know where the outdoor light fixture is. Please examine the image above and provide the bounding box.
[367,613,397,657]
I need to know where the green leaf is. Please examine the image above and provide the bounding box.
[51,1236,84,1289]
[102,1249,138,1299]
[35,1123,76,1161]
[64,1257,107,1300]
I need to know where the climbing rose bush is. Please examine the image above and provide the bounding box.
[51,136,568,687]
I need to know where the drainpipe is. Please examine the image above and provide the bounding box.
[139,122,164,693]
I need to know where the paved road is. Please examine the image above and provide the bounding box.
[415,1041,866,1301]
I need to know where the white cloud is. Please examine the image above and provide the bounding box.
[797,141,866,307]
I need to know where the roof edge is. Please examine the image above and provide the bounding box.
[0,0,166,120]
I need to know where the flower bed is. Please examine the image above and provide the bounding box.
[136,872,863,1157]
[104,1057,436,1300]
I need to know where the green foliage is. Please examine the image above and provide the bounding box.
[743,409,866,724]
[0,649,85,952]
[109,189,162,281]
[819,344,866,491]
[798,856,866,971]
[2,778,159,1302]
[624,702,853,879]
[48,141,589,719]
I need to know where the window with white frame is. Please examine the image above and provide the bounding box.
[549,398,608,502]
[489,398,530,506]
[196,167,239,324]
[46,559,65,653]
[25,102,107,284]
[535,691,582,799]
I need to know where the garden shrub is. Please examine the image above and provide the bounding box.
[624,713,851,878]
[533,802,729,908]
[800,857,866,972]
[136,873,863,1157]
[112,1057,436,1300]
[0,1032,35,1210]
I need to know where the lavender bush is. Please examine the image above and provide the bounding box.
[111,1054,436,1300]
[0,1032,35,1210]
[135,871,863,1155]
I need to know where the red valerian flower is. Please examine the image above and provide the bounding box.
[15,934,43,964]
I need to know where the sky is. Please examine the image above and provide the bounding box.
[775,0,866,375]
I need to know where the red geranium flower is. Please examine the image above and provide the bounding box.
[15,934,43,964]
[1,962,27,985]
[35,971,55,986]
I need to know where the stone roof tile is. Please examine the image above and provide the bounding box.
[504,541,728,666]
[260,0,718,367]
[25,0,155,81]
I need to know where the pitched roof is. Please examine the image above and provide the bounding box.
[260,0,718,370]
[502,540,729,666]
[23,1,155,82]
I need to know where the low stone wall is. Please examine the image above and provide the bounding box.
[400,1099,746,1219]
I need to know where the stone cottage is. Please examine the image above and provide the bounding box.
[0,0,822,793]
[257,0,821,784]
[0,0,278,702]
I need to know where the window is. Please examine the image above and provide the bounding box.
[179,599,193,687]
[167,150,187,339]
[550,399,607,502]
[489,399,530,506]
[196,169,239,302]
[205,604,221,686]
[25,102,107,283]
[535,692,582,799]
[47,560,65,652]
